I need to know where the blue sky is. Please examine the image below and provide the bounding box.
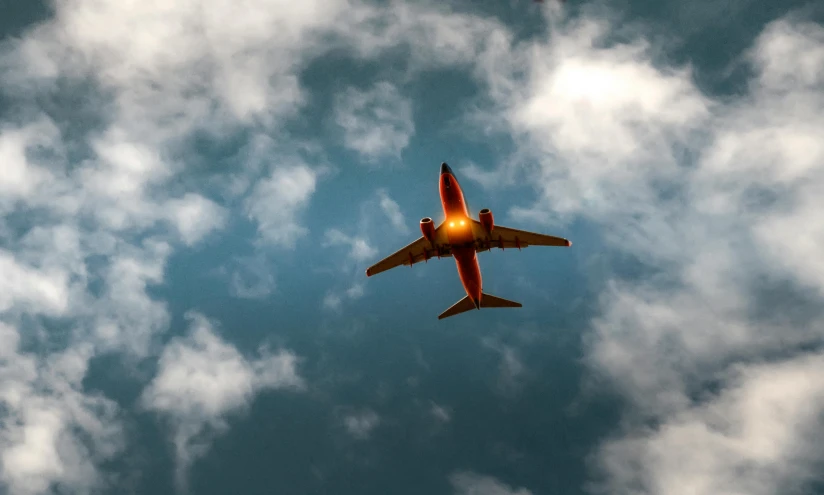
[1,1,824,494]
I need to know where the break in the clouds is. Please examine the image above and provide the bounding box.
[334,82,414,163]
[141,313,305,490]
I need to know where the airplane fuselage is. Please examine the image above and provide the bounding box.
[439,163,482,308]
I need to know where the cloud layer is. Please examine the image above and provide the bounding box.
[1,0,821,494]
[463,11,824,495]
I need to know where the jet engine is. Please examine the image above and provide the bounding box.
[420,217,436,243]
[479,209,494,234]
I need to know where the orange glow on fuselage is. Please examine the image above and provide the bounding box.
[440,170,482,307]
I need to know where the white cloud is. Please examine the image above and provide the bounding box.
[0,324,123,495]
[164,194,228,246]
[595,352,824,495]
[322,282,366,312]
[245,165,318,248]
[377,189,409,234]
[463,11,824,494]
[0,0,514,491]
[141,312,304,490]
[334,81,414,162]
[342,409,380,440]
[321,228,374,311]
[0,122,55,202]
[323,229,378,263]
[90,240,172,358]
[0,251,70,317]
[449,471,533,495]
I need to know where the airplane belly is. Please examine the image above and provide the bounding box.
[453,247,482,303]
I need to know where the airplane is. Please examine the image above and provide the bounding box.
[365,163,572,319]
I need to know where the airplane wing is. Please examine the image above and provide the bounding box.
[469,220,571,252]
[365,222,452,277]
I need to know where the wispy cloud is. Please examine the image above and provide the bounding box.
[246,164,319,249]
[430,402,452,423]
[377,189,410,235]
[482,338,526,397]
[323,229,378,263]
[323,282,366,312]
[449,471,533,495]
[334,81,414,163]
[342,409,381,440]
[320,228,375,312]
[227,255,277,300]
[140,312,305,490]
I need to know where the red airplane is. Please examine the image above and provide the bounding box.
[365,163,572,319]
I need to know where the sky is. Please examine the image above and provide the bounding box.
[1,0,824,494]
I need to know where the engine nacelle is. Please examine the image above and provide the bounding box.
[479,208,494,234]
[420,217,436,243]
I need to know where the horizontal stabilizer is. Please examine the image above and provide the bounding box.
[438,296,477,320]
[438,292,523,320]
[480,292,522,309]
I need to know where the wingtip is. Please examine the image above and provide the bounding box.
[566,239,572,247]
[365,268,372,277]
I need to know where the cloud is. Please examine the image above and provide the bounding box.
[430,402,452,423]
[140,312,305,490]
[342,409,381,440]
[323,229,378,263]
[322,282,366,312]
[164,194,229,247]
[334,81,414,162]
[0,0,512,492]
[227,255,277,300]
[0,114,181,492]
[449,471,533,495]
[594,352,824,495]
[377,189,410,234]
[462,10,824,494]
[90,239,172,358]
[245,164,319,249]
[320,228,373,311]
[482,338,526,397]
[0,324,123,495]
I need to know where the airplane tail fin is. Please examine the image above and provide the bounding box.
[479,292,522,309]
[438,292,522,320]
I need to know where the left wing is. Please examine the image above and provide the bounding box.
[365,222,452,277]
[469,220,571,252]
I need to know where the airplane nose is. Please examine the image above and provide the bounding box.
[440,162,453,175]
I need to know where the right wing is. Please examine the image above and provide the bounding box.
[365,222,452,277]
[469,220,571,252]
